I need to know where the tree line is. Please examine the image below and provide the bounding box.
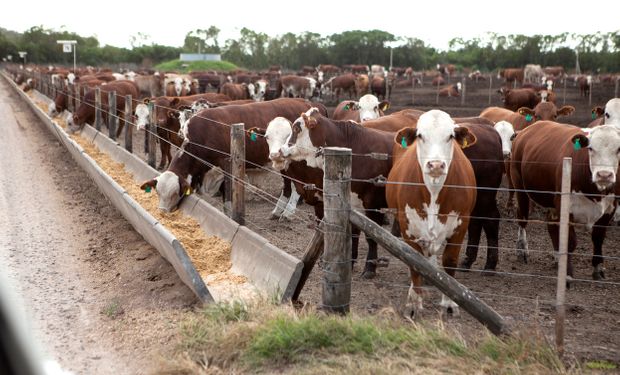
[1,26,619,73]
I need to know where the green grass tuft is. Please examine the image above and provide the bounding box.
[585,360,617,370]
[154,59,238,73]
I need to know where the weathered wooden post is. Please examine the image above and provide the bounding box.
[292,228,325,302]
[94,88,102,131]
[108,91,117,139]
[322,147,352,314]
[562,77,567,106]
[67,82,74,113]
[147,101,157,168]
[74,84,81,111]
[460,77,466,106]
[386,73,391,101]
[230,123,246,225]
[435,81,440,105]
[555,157,572,357]
[124,95,133,152]
[588,80,593,107]
[411,77,416,105]
[488,74,493,106]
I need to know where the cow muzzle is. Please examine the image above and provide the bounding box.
[595,170,615,190]
[269,150,285,162]
[503,151,511,159]
[426,161,446,178]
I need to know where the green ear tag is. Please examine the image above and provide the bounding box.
[145,186,152,193]
[250,132,257,142]
[401,136,407,148]
[525,114,533,121]
[591,112,596,119]
[574,139,581,150]
[344,104,350,111]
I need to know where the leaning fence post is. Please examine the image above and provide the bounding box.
[95,88,102,131]
[230,123,246,225]
[292,228,325,302]
[460,76,466,106]
[555,157,572,357]
[124,95,133,152]
[147,101,157,168]
[108,91,117,139]
[322,147,352,314]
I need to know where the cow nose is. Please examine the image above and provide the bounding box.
[503,151,511,159]
[269,151,283,161]
[427,161,446,176]
[596,171,614,181]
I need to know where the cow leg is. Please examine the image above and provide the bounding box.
[591,213,612,280]
[116,112,125,139]
[281,184,301,221]
[546,219,577,281]
[361,211,387,279]
[158,137,171,170]
[460,218,482,271]
[270,176,291,220]
[482,216,500,272]
[441,242,462,317]
[351,224,361,268]
[515,191,530,263]
[403,270,424,320]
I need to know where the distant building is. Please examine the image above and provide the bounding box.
[180,53,221,62]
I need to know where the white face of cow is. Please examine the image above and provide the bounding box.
[265,117,293,170]
[134,103,150,130]
[415,110,458,187]
[585,126,620,191]
[317,71,324,83]
[604,98,620,128]
[174,77,184,96]
[48,102,58,117]
[247,83,256,99]
[253,81,267,101]
[280,107,322,169]
[358,94,383,122]
[67,73,75,85]
[456,82,462,92]
[493,120,515,158]
[153,171,186,212]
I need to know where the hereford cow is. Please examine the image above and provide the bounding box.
[387,110,476,317]
[439,83,461,97]
[322,73,357,102]
[481,102,575,131]
[68,80,139,137]
[280,108,395,279]
[133,74,164,98]
[543,66,565,79]
[332,94,389,123]
[140,99,327,212]
[498,87,539,111]
[437,64,456,77]
[578,75,592,97]
[510,122,620,280]
[370,76,387,100]
[588,98,620,128]
[280,75,316,99]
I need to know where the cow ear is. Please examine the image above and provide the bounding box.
[394,127,417,148]
[247,127,266,139]
[592,106,605,118]
[140,178,157,192]
[517,107,535,117]
[558,106,575,117]
[170,98,180,107]
[143,98,151,104]
[342,101,356,111]
[302,113,319,129]
[510,131,519,141]
[379,101,390,112]
[454,126,477,149]
[571,133,589,149]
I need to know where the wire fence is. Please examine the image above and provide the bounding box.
[10,66,620,359]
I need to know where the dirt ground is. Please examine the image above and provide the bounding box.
[0,76,197,374]
[10,72,620,371]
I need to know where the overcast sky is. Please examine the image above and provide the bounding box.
[2,0,619,51]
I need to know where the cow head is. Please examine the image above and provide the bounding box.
[572,126,620,191]
[48,92,66,117]
[493,120,516,159]
[358,94,389,122]
[140,171,192,212]
[253,117,292,171]
[518,102,575,122]
[280,107,324,169]
[603,98,620,128]
[396,110,475,186]
[173,77,184,96]
[252,80,268,101]
[134,102,150,130]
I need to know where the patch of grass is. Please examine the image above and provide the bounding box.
[171,302,565,374]
[154,59,238,73]
[100,298,124,319]
[585,360,617,370]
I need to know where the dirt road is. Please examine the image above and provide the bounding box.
[0,78,196,374]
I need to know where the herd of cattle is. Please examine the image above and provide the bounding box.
[6,62,620,317]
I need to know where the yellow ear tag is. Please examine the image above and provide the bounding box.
[462,139,468,148]
[185,187,191,196]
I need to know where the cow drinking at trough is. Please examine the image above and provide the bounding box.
[510,122,620,280]
[387,110,477,317]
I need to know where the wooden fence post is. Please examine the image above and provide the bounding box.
[147,101,157,168]
[411,77,416,105]
[124,95,133,152]
[322,147,352,314]
[74,84,81,111]
[562,77,567,106]
[108,91,117,139]
[460,77,466,106]
[588,80,593,107]
[67,82,74,113]
[488,74,493,106]
[230,123,246,225]
[435,81,440,105]
[292,228,325,302]
[95,88,102,131]
[555,157,572,357]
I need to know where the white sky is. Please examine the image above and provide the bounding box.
[2,0,619,51]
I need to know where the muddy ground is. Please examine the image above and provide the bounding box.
[17,73,620,367]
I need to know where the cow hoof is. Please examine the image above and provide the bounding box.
[269,214,279,220]
[278,215,291,223]
[516,250,528,264]
[376,257,390,268]
[361,270,376,279]
[458,260,472,272]
[156,164,166,171]
[441,306,460,319]
[592,269,605,280]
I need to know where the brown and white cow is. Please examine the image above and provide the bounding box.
[498,68,524,86]
[332,94,389,123]
[437,64,456,77]
[588,98,620,128]
[510,122,620,280]
[387,110,476,317]
[280,108,395,278]
[280,75,316,99]
[140,99,327,212]
[480,102,575,131]
[322,73,357,102]
[578,75,592,97]
[354,75,370,96]
[439,83,461,97]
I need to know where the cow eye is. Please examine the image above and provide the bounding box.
[606,113,610,119]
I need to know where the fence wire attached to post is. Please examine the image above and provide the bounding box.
[555,157,572,357]
[231,123,246,225]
